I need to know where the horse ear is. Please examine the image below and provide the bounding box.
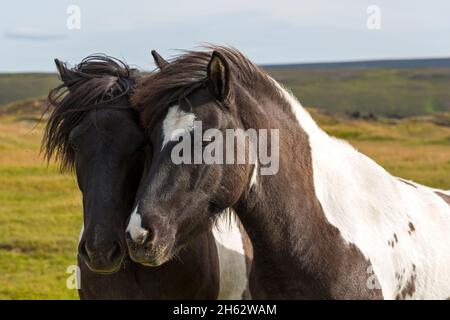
[54,58,73,83]
[207,51,230,101]
[151,50,169,70]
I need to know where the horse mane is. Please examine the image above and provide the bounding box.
[42,54,140,171]
[132,45,273,131]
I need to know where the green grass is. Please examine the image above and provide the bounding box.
[0,118,80,299]
[0,99,449,299]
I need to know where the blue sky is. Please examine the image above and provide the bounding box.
[1,0,450,72]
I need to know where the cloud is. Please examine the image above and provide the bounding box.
[4,28,67,41]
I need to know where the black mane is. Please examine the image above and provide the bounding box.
[42,54,140,171]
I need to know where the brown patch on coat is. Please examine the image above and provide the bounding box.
[395,264,417,300]
[408,222,416,235]
[388,234,398,248]
[435,191,450,206]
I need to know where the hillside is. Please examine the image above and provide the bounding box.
[263,57,450,70]
[268,68,450,118]
[1,59,450,118]
[0,73,59,106]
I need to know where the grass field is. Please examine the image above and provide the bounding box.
[0,115,80,299]
[0,97,448,299]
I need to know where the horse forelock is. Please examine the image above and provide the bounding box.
[131,45,278,132]
[42,54,139,171]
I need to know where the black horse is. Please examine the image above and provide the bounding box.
[43,54,231,299]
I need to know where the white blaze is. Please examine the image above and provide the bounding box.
[162,105,196,149]
[126,205,148,242]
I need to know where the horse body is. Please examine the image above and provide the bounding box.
[242,75,450,299]
[279,84,450,299]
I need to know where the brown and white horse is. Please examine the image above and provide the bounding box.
[127,46,450,299]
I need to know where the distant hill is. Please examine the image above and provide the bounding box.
[0,73,59,106]
[1,57,450,117]
[263,57,450,70]
[266,66,450,117]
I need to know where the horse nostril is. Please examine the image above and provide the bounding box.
[107,241,122,262]
[143,228,159,247]
[136,230,149,245]
[78,240,91,263]
[128,226,158,248]
[85,242,95,256]
[127,227,150,246]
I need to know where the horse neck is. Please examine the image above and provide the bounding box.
[233,81,381,298]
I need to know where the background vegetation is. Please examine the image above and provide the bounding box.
[269,67,450,117]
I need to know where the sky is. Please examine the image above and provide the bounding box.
[1,0,450,72]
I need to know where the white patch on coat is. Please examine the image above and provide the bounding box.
[162,105,196,149]
[212,210,248,299]
[126,205,148,243]
[273,80,450,299]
